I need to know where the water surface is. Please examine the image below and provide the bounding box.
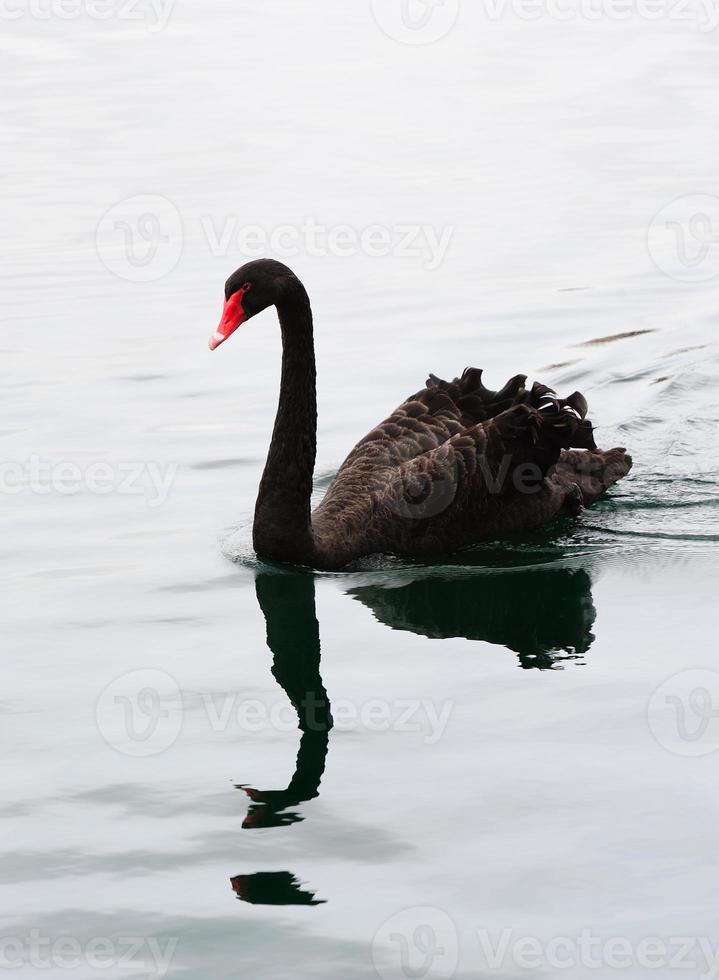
[2,2,719,978]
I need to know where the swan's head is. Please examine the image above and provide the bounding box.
[208,258,299,351]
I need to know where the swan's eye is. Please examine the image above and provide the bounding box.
[242,282,252,292]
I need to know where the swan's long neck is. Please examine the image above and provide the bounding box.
[253,282,317,564]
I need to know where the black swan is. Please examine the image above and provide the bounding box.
[209,259,632,570]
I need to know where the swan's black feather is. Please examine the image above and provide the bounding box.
[312,368,631,566]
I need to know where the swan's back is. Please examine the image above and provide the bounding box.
[311,367,631,565]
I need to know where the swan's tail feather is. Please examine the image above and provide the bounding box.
[327,368,631,535]
[426,367,530,426]
[426,370,611,477]
[425,369,594,438]
[487,383,614,499]
[515,382,632,500]
[522,383,597,450]
[564,390,589,419]
[553,447,633,506]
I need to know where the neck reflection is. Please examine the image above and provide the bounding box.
[237,572,333,831]
[232,572,332,907]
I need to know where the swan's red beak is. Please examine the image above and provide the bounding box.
[209,291,247,350]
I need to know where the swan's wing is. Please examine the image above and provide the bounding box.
[319,368,559,510]
[364,385,630,555]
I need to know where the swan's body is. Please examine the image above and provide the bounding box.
[209,260,632,571]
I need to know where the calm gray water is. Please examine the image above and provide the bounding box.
[3,2,719,978]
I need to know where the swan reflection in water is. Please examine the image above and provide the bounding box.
[231,572,332,907]
[350,556,597,671]
[232,558,596,905]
